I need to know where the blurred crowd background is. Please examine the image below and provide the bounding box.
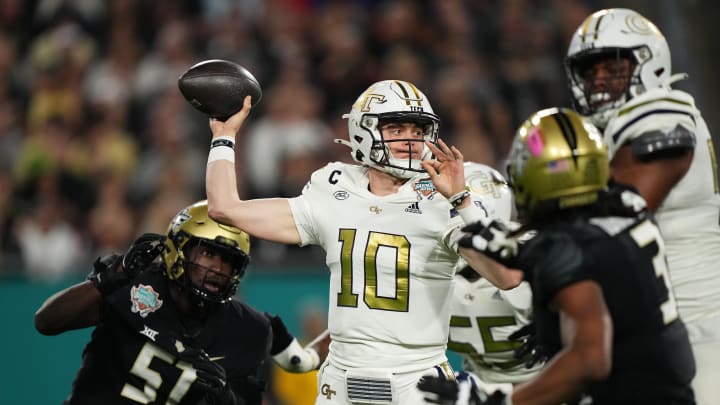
[1,1,718,404]
[0,0,717,283]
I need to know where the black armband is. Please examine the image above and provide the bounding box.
[631,124,695,158]
[448,190,471,208]
[211,137,235,149]
[266,313,294,355]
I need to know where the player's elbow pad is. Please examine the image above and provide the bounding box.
[272,338,320,373]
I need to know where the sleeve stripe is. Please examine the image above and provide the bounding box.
[617,97,692,117]
[611,109,695,144]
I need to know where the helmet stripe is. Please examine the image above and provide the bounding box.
[580,15,594,42]
[581,11,607,42]
[393,80,423,107]
[394,80,412,106]
[552,111,579,158]
[404,81,423,107]
[592,14,606,40]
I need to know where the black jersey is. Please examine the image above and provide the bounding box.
[65,269,272,405]
[519,196,696,404]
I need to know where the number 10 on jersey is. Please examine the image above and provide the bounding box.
[337,229,410,312]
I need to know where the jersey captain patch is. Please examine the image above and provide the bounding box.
[130,284,164,318]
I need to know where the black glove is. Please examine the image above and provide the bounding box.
[265,313,294,356]
[418,376,459,405]
[417,373,508,405]
[459,220,518,266]
[122,233,166,277]
[508,323,546,369]
[181,349,237,405]
[87,253,126,296]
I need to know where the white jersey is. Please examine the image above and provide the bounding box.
[449,277,540,383]
[604,88,720,327]
[449,163,540,383]
[289,162,495,372]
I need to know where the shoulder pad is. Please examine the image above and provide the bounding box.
[302,162,357,194]
[630,124,696,157]
[604,90,698,158]
[464,163,513,221]
[464,163,511,201]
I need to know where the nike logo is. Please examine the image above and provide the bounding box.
[209,356,225,361]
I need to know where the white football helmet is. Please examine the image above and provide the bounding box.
[565,8,672,128]
[338,80,440,179]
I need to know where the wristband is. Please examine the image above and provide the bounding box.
[448,190,470,207]
[210,135,235,149]
[458,202,487,225]
[207,146,235,164]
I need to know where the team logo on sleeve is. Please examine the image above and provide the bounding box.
[130,284,164,318]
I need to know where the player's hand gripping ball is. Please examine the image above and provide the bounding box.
[178,59,262,121]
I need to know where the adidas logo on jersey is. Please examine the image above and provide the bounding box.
[405,202,422,214]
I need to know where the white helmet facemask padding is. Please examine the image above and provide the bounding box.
[564,8,675,128]
[337,80,440,179]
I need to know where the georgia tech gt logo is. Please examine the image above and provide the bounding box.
[357,93,386,112]
[320,384,336,399]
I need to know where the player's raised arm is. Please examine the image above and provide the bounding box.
[205,96,301,244]
[35,280,101,335]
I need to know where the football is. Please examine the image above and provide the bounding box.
[178,59,262,121]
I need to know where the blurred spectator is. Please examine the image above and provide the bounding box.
[135,159,197,235]
[1,0,708,278]
[0,98,23,173]
[132,19,195,105]
[311,2,375,111]
[87,171,135,257]
[448,102,499,167]
[82,19,142,117]
[67,101,138,180]
[25,19,95,133]
[243,81,331,198]
[0,169,21,271]
[13,115,95,214]
[14,196,84,281]
[128,88,205,205]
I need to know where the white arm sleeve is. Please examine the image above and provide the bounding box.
[272,338,320,373]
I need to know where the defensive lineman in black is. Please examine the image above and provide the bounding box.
[35,200,326,405]
[67,268,271,404]
[515,185,696,404]
[419,108,695,405]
